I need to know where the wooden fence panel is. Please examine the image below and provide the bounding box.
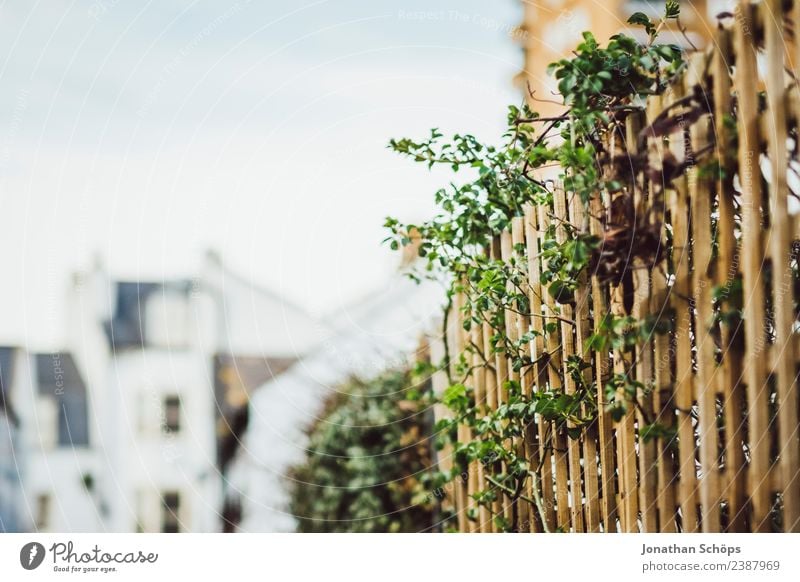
[434,0,800,533]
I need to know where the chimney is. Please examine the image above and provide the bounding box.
[399,227,422,269]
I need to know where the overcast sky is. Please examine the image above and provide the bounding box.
[0,0,523,347]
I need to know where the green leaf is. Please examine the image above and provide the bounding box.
[665,1,680,19]
[639,55,655,71]
[567,427,582,440]
[548,281,575,305]
[657,44,682,62]
[627,11,654,36]
[443,383,467,408]
[627,12,650,26]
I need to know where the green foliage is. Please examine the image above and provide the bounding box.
[382,2,687,531]
[586,312,672,353]
[628,2,679,40]
[540,231,599,303]
[290,369,442,532]
[640,421,677,444]
[548,29,682,116]
[604,373,647,422]
[712,276,743,326]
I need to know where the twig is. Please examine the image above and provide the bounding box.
[526,82,564,106]
[514,115,569,124]
[484,475,538,507]
[442,294,454,385]
[528,471,552,533]
[676,16,699,52]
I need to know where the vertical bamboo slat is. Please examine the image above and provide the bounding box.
[524,204,557,532]
[471,321,492,533]
[605,119,637,533]
[453,291,470,532]
[538,204,572,530]
[489,238,515,527]
[553,188,586,532]
[666,74,699,532]
[501,228,527,531]
[711,24,747,533]
[482,319,502,532]
[461,294,479,533]
[671,183,699,533]
[625,109,658,533]
[685,52,721,532]
[512,216,539,532]
[611,278,638,532]
[733,0,771,532]
[499,230,519,530]
[765,0,800,533]
[644,90,679,533]
[429,308,456,523]
[571,198,601,532]
[589,192,619,532]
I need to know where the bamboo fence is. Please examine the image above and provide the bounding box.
[432,1,800,533]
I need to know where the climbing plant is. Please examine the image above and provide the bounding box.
[384,1,701,531]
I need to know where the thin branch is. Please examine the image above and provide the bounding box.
[484,475,537,507]
[675,16,699,52]
[442,293,454,385]
[529,471,552,533]
[526,82,564,106]
[514,115,569,124]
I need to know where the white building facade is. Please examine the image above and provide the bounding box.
[2,252,326,533]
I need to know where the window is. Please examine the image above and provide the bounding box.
[161,491,180,533]
[35,353,89,447]
[163,396,180,434]
[35,494,50,530]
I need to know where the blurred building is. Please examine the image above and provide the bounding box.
[515,0,713,115]
[227,261,443,532]
[0,252,328,532]
[0,347,24,532]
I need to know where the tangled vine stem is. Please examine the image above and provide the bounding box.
[384,1,709,532]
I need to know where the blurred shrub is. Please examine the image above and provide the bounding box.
[289,368,440,532]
